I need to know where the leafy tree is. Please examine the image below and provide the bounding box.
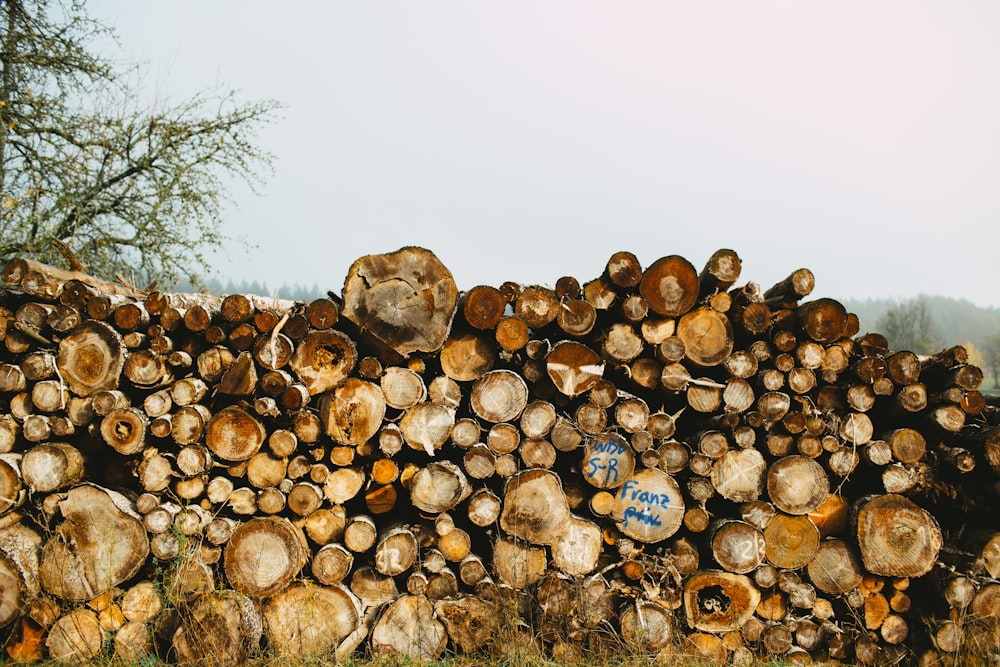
[875,297,939,354]
[0,0,280,287]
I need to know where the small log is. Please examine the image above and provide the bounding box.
[582,432,635,489]
[100,407,148,456]
[435,596,495,654]
[678,306,734,367]
[612,468,685,542]
[767,455,830,515]
[46,608,104,662]
[711,448,766,503]
[763,513,820,570]
[470,370,528,423]
[493,537,546,589]
[375,527,419,577]
[621,600,674,652]
[409,462,471,514]
[500,469,571,545]
[463,285,506,330]
[639,255,700,317]
[22,442,84,493]
[711,520,766,574]
[289,329,356,395]
[546,341,605,398]
[380,366,426,409]
[313,543,354,585]
[400,402,456,456]
[807,539,864,595]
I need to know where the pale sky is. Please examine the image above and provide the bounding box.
[90,2,1000,307]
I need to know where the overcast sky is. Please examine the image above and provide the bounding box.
[90,2,1000,307]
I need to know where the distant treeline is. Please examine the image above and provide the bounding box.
[841,295,1000,357]
[171,277,329,302]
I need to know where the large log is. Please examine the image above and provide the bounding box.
[263,583,360,657]
[39,485,148,601]
[342,247,459,358]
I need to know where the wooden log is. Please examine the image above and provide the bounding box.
[263,583,360,658]
[500,469,571,545]
[39,485,148,601]
[767,455,830,515]
[620,599,674,652]
[312,543,354,585]
[223,517,307,598]
[856,494,942,577]
[710,448,766,503]
[22,443,84,493]
[400,402,456,456]
[56,320,126,396]
[371,594,447,660]
[470,370,528,423]
[806,539,864,595]
[319,378,386,445]
[342,247,458,357]
[434,596,494,654]
[205,405,267,462]
[582,432,635,490]
[678,306,735,367]
[612,468,685,542]
[640,255,700,317]
[463,285,506,330]
[45,608,104,662]
[711,520,766,574]
[406,461,470,515]
[546,341,605,398]
[763,513,820,570]
[171,591,262,667]
[684,570,761,633]
[493,537,546,589]
[289,329,356,395]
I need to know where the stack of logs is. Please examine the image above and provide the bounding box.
[0,246,999,665]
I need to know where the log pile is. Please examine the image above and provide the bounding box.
[0,247,999,664]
